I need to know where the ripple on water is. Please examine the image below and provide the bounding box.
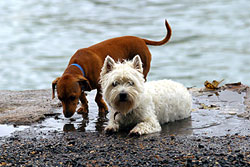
[1,0,250,89]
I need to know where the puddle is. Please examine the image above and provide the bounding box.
[1,88,250,137]
[0,124,29,137]
[190,87,250,136]
[32,109,108,133]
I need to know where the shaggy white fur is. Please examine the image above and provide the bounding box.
[100,55,192,135]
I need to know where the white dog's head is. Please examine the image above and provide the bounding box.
[100,55,145,115]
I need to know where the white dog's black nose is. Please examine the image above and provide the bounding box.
[119,92,128,102]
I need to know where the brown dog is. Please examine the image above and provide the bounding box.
[52,20,172,118]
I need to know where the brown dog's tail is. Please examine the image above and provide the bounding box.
[143,20,172,46]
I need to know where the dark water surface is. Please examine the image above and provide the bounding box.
[1,0,250,90]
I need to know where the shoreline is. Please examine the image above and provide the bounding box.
[0,83,250,166]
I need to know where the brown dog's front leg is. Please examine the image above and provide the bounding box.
[95,89,109,115]
[77,92,89,114]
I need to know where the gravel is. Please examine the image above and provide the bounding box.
[0,131,249,166]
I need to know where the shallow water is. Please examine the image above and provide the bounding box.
[1,88,249,137]
[0,124,28,137]
[1,0,250,90]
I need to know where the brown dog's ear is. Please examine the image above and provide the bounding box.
[77,75,92,91]
[52,77,60,99]
[100,55,116,77]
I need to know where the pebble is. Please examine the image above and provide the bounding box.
[0,132,249,166]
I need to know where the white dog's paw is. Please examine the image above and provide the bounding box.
[129,129,143,136]
[129,122,161,136]
[129,126,147,136]
[105,124,119,134]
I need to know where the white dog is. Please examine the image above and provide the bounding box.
[100,55,192,135]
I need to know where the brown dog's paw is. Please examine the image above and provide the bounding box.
[77,107,88,114]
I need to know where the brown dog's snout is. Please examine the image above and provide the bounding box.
[64,111,74,118]
[63,108,75,118]
[62,102,77,118]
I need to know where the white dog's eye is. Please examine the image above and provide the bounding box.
[112,81,119,87]
[128,81,134,86]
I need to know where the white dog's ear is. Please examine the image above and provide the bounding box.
[101,55,116,75]
[132,55,143,73]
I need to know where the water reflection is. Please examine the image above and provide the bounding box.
[60,110,194,135]
[161,118,193,135]
[62,111,108,133]
[63,124,76,132]
[95,116,109,132]
[63,119,89,132]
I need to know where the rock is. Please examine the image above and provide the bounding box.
[0,89,60,125]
